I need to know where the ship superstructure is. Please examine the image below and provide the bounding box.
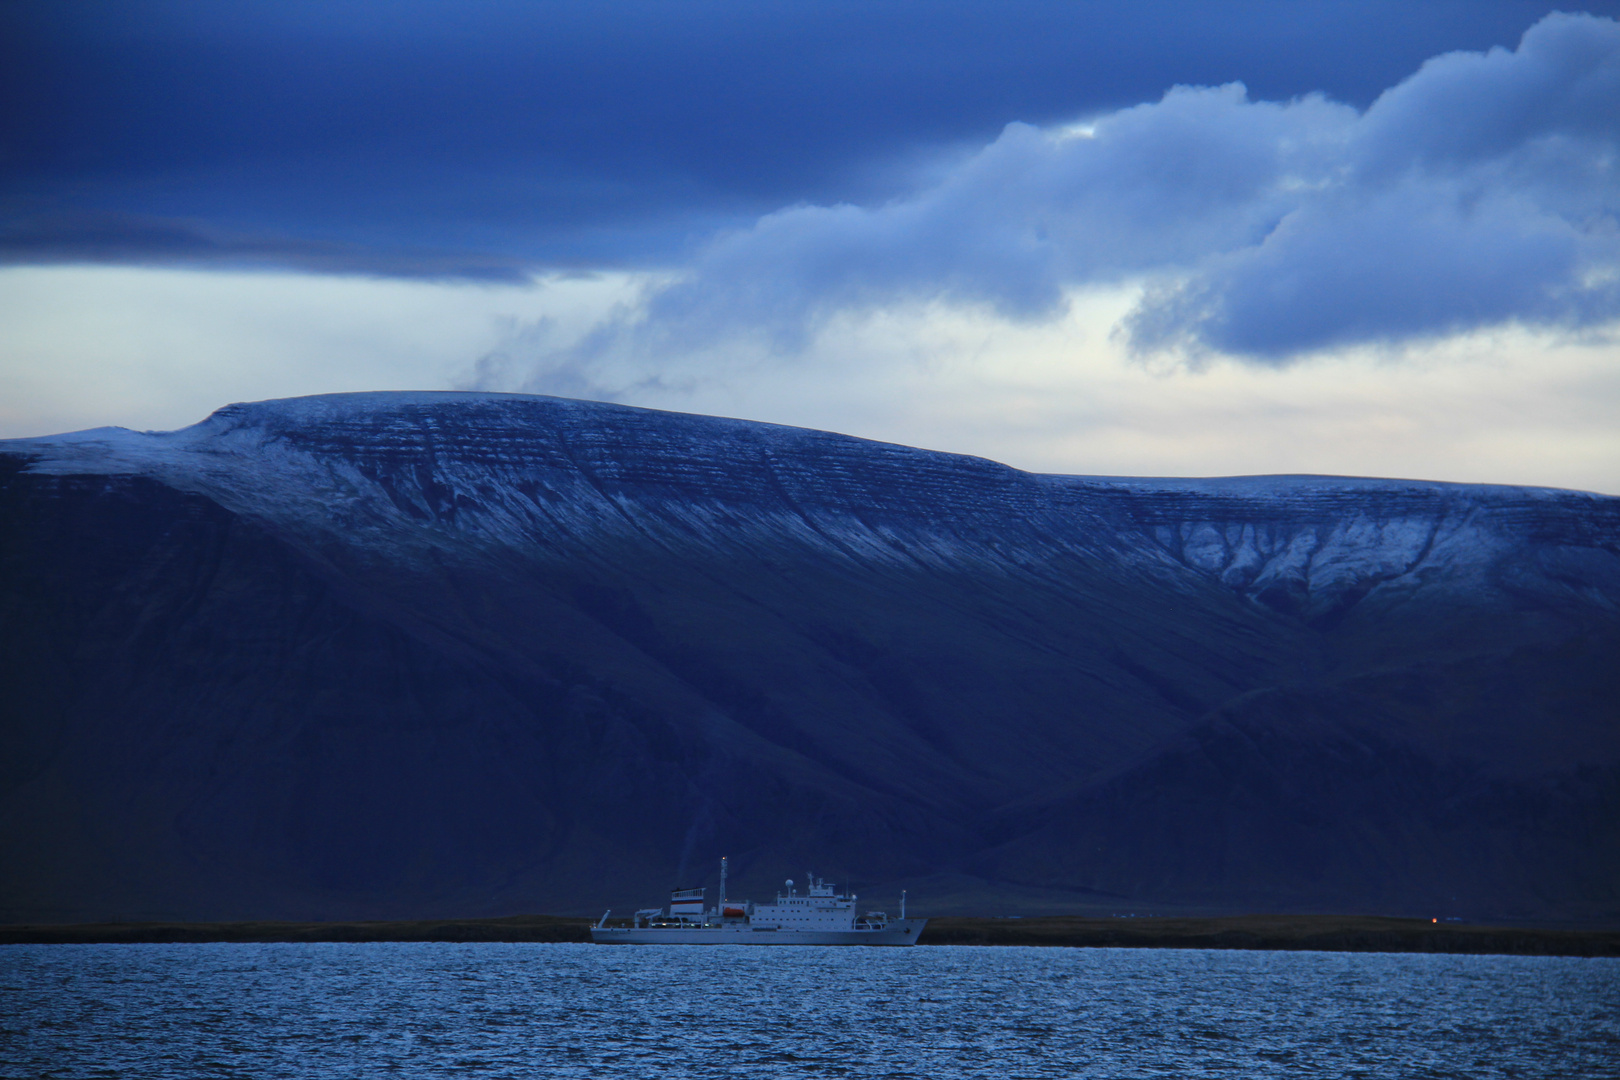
[591,858,925,945]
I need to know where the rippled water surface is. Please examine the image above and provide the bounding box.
[3,943,1617,1078]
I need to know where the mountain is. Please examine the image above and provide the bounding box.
[2,392,1617,923]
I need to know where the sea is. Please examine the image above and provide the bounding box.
[2,943,1616,1078]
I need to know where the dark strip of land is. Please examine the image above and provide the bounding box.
[0,915,591,945]
[918,916,1620,957]
[1,915,1615,956]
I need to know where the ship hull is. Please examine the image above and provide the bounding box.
[590,919,926,946]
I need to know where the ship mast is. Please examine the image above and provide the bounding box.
[720,855,728,911]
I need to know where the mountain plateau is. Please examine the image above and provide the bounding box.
[2,392,1616,923]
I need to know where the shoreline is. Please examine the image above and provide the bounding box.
[918,916,1620,956]
[2,914,1616,956]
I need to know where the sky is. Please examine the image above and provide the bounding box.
[3,1,1619,493]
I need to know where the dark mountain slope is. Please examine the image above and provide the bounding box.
[2,393,1616,921]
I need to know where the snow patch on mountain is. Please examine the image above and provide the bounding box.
[6,392,1616,626]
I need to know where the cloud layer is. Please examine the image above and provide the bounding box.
[558,13,1619,368]
[0,212,530,282]
[5,2,1602,271]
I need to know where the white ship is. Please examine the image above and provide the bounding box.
[590,858,926,945]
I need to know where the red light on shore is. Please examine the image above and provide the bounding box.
[1432,918,1438,923]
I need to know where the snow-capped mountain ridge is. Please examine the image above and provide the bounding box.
[9,391,1608,621]
[4,392,1616,921]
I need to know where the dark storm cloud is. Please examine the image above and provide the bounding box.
[3,0,1605,271]
[0,212,531,281]
[557,13,1618,366]
[7,2,1618,361]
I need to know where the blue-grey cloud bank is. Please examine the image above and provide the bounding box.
[4,1,1610,266]
[5,4,1619,364]
[624,13,1620,363]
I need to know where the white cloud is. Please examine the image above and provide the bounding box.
[517,12,1618,373]
[0,265,640,438]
